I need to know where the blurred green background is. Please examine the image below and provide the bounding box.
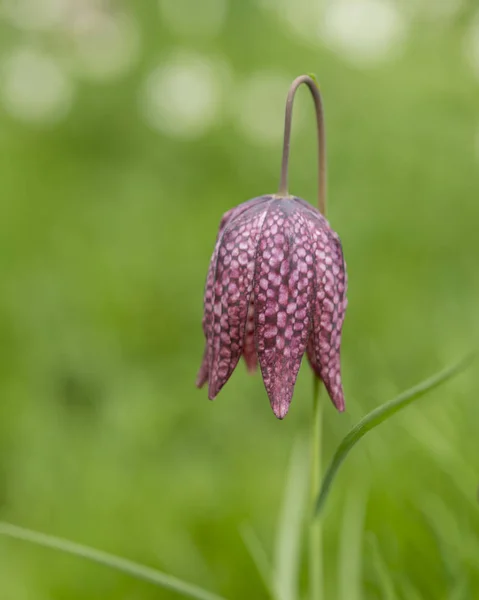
[0,0,478,598]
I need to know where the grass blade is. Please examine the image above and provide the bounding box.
[273,440,309,600]
[399,579,425,600]
[315,353,475,516]
[0,522,227,600]
[240,523,274,598]
[337,483,369,600]
[368,535,399,600]
[448,578,470,600]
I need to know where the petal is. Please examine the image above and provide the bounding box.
[307,225,347,411]
[218,195,272,235]
[208,202,270,399]
[195,245,218,388]
[197,196,271,388]
[196,345,209,388]
[254,203,315,419]
[242,296,257,373]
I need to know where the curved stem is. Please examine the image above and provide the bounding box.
[278,74,327,215]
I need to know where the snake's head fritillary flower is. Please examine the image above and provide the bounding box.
[196,75,347,419]
[196,195,347,419]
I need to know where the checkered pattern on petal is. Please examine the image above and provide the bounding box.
[207,202,268,399]
[306,227,347,411]
[197,194,348,419]
[253,201,315,418]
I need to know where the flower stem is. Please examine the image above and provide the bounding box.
[309,377,324,600]
[278,74,327,215]
[280,74,328,599]
[279,74,328,599]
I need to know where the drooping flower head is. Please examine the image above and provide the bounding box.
[196,76,347,419]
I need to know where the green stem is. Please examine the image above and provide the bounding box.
[278,74,326,215]
[279,73,328,600]
[309,378,323,600]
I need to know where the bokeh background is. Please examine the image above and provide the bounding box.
[0,0,478,598]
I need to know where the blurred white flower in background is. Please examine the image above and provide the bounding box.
[258,0,408,67]
[0,0,67,30]
[0,47,74,124]
[139,52,227,138]
[234,71,301,146]
[0,1,142,124]
[1,1,141,82]
[158,0,228,37]
[68,10,140,82]
[405,0,463,22]
[319,0,407,67]
[463,14,479,80]
[257,0,326,41]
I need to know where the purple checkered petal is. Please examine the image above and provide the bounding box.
[307,226,347,411]
[195,244,218,387]
[197,194,348,419]
[253,201,315,419]
[196,346,209,388]
[207,203,268,399]
[242,297,257,373]
[196,196,271,387]
[218,195,271,232]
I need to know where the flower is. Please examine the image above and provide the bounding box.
[196,194,347,419]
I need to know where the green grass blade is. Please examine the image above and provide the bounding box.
[315,353,475,516]
[273,440,309,600]
[368,535,399,600]
[0,522,227,600]
[399,579,425,600]
[448,578,469,600]
[240,523,274,598]
[337,483,369,600]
